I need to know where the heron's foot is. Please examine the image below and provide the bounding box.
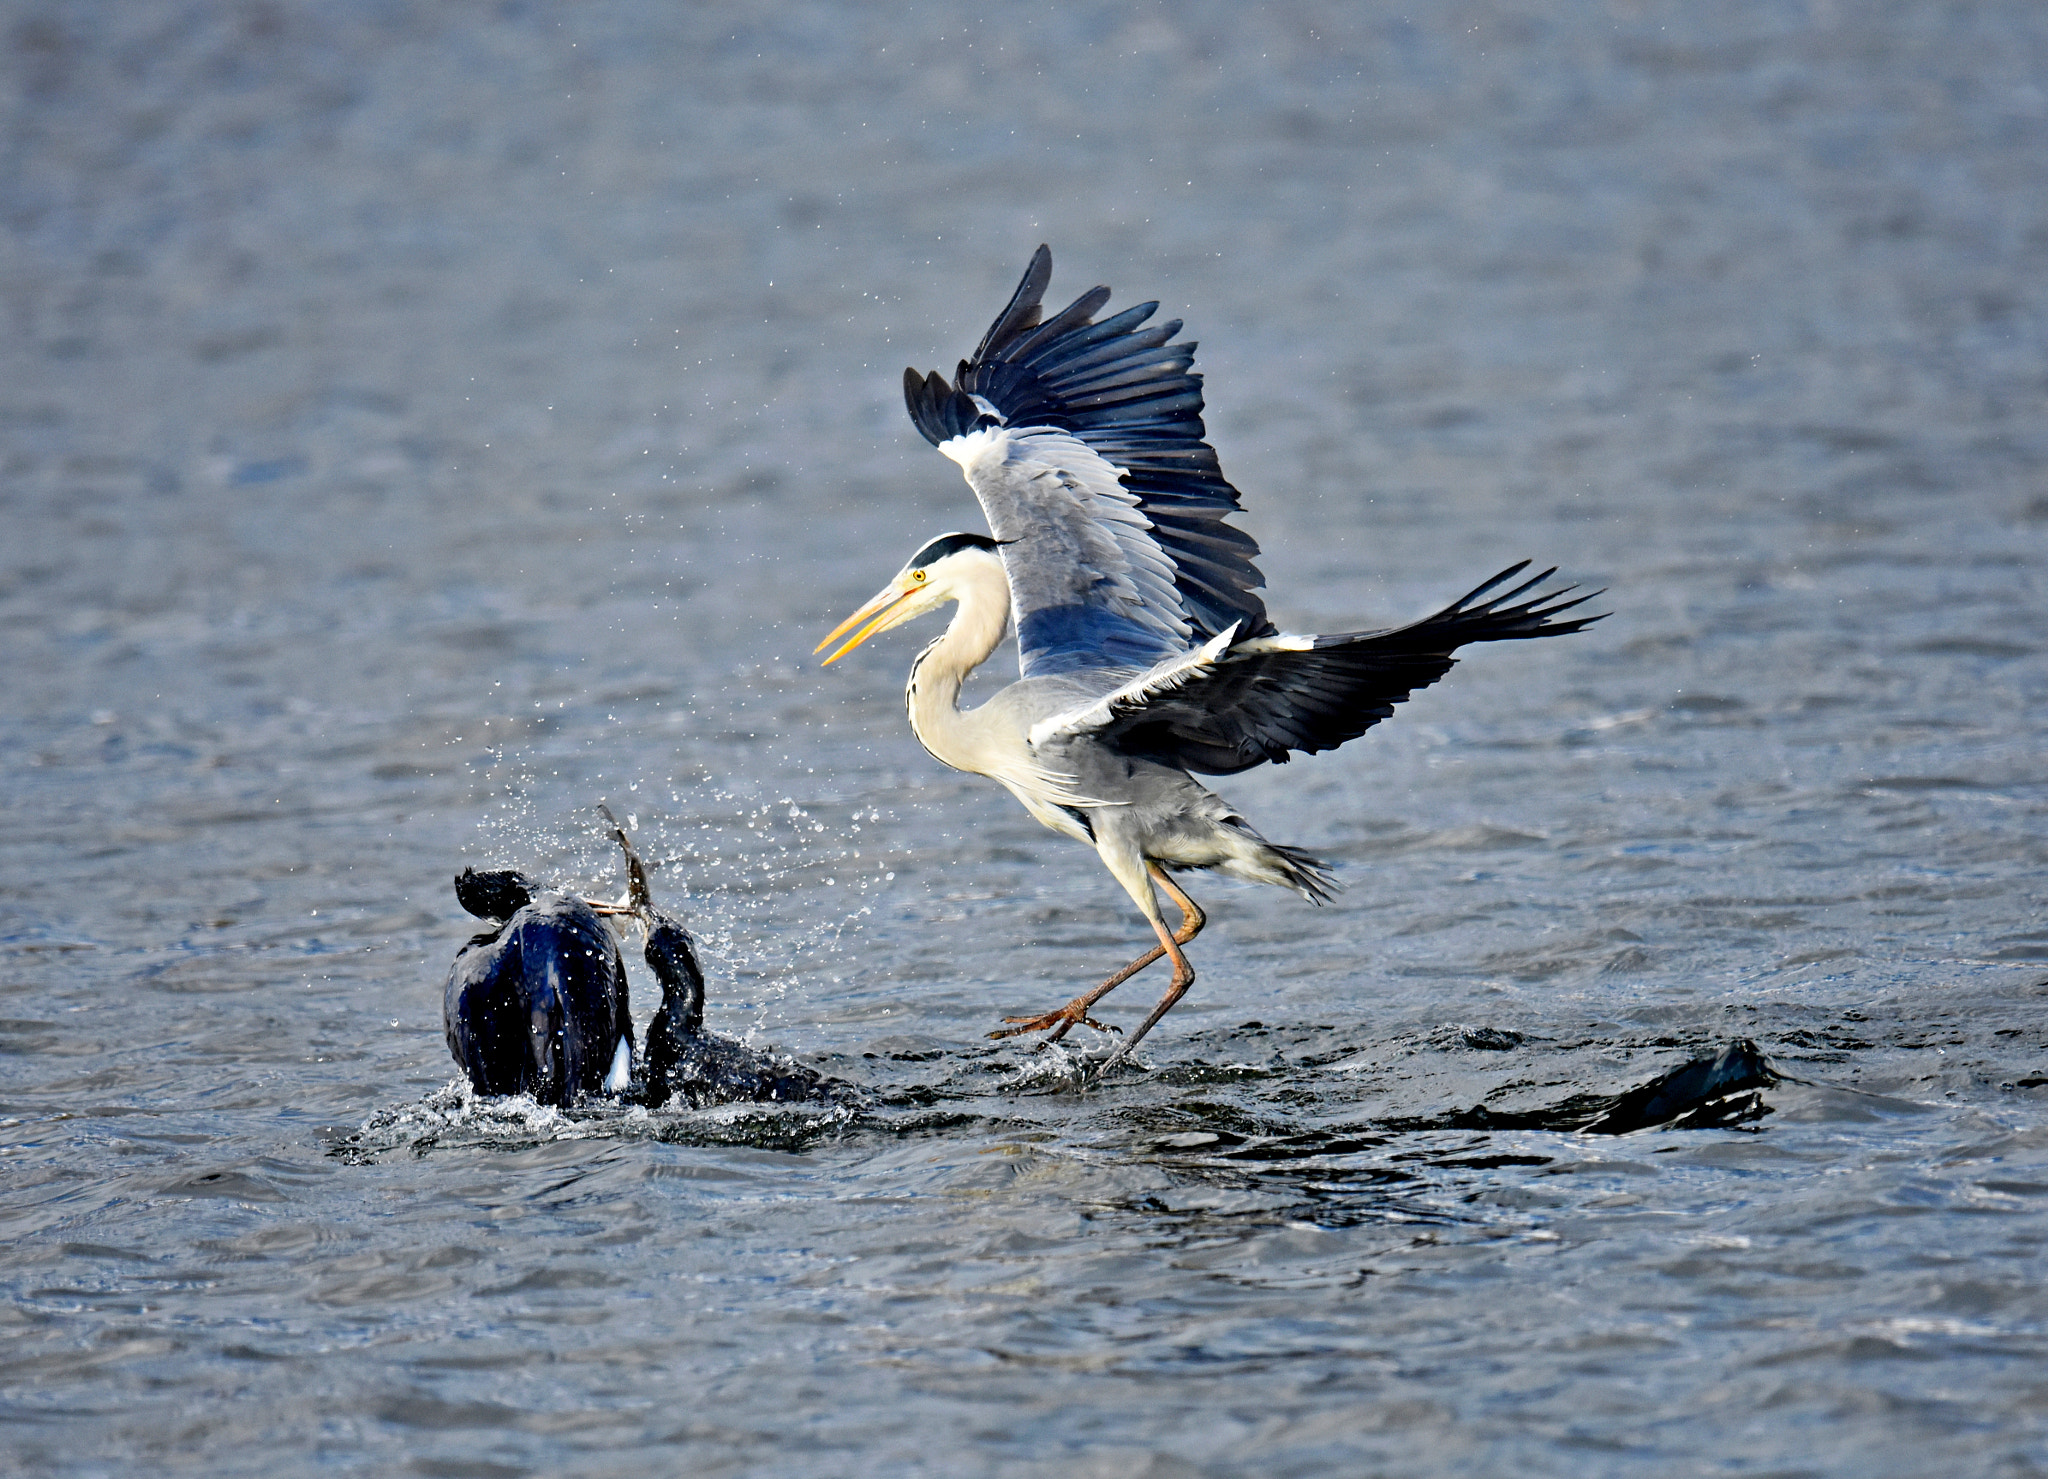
[1095,1038,1139,1074]
[987,1005,1120,1044]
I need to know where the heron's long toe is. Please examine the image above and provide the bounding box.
[987,1005,1119,1044]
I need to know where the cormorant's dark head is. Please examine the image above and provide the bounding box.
[455,867,539,921]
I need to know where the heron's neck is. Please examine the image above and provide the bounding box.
[905,565,1010,774]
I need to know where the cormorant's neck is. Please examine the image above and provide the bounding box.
[664,981,703,1038]
[646,926,705,1037]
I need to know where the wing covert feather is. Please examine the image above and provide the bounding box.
[946,427,1192,677]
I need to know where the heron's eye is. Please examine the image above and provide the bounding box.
[909,569,928,584]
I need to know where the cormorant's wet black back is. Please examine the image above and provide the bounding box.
[443,887,633,1105]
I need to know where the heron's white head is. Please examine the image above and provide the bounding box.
[815,532,1005,665]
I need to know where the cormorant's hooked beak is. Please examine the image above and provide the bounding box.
[815,579,921,666]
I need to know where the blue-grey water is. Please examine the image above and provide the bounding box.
[5,4,2048,1474]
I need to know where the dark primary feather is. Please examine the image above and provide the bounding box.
[1090,563,1606,776]
[905,245,1273,647]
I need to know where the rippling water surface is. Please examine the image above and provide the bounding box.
[5,4,2047,1474]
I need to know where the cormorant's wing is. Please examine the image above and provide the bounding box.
[1031,564,1604,776]
[905,246,1274,678]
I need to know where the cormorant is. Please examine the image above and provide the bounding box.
[637,905,848,1111]
[442,867,635,1105]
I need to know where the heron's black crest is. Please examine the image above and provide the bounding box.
[909,531,1002,569]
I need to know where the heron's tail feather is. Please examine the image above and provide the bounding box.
[1266,843,1338,905]
[1212,820,1339,903]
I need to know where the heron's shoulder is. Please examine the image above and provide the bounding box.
[998,668,1136,708]
[978,670,1137,740]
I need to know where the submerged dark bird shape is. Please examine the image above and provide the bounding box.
[1581,1041,1778,1135]
[819,246,1604,1065]
[443,867,635,1105]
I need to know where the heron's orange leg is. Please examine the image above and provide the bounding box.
[1098,923,1198,1071]
[988,866,1205,1047]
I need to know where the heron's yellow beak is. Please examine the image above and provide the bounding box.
[815,581,918,666]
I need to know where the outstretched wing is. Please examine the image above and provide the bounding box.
[1031,564,1605,776]
[906,246,1274,679]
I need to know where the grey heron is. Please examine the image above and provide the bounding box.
[818,247,1601,1067]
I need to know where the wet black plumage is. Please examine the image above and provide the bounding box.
[638,909,848,1111]
[443,867,634,1105]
